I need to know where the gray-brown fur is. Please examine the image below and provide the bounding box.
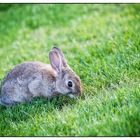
[0,47,82,107]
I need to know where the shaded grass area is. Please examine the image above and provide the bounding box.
[0,4,140,136]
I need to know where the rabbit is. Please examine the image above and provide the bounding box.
[0,47,82,107]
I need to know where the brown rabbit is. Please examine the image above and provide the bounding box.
[0,47,82,107]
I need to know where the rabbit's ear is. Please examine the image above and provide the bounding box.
[52,46,68,68]
[49,50,62,73]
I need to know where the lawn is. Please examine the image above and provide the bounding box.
[0,4,140,136]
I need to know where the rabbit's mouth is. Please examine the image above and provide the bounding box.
[68,94,76,99]
[67,92,78,99]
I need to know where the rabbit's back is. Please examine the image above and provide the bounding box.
[3,62,46,82]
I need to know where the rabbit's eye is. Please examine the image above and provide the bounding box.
[68,81,73,87]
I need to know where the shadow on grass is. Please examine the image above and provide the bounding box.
[0,93,86,136]
[0,95,78,127]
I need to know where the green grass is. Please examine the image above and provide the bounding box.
[0,4,140,136]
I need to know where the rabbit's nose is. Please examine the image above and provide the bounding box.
[78,91,82,96]
[77,86,82,96]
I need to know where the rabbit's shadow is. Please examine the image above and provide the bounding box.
[0,95,78,129]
